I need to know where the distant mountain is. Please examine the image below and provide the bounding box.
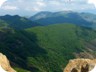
[30,11,53,20]
[30,11,96,27]
[0,15,41,30]
[30,11,74,21]
[80,12,96,29]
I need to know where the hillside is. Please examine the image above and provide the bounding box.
[30,11,95,28]
[25,24,96,71]
[0,26,44,72]
[0,23,96,72]
[0,15,41,30]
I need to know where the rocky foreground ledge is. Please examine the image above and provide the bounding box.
[0,53,16,72]
[64,59,96,72]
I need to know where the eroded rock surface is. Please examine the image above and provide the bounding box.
[0,53,16,72]
[64,59,96,72]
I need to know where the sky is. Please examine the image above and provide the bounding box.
[0,0,96,16]
[89,65,96,72]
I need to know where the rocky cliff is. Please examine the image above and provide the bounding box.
[64,59,96,72]
[0,53,16,72]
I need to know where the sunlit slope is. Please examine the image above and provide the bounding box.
[25,24,96,72]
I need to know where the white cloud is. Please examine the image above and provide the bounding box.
[0,0,7,7]
[49,1,61,5]
[32,7,41,12]
[88,0,96,7]
[25,7,41,12]
[1,5,19,10]
[24,1,46,12]
[36,1,46,7]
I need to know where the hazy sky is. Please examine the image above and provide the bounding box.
[0,0,96,16]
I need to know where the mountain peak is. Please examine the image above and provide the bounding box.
[13,15,20,18]
[0,15,20,19]
[30,11,53,20]
[54,11,75,14]
[30,11,79,21]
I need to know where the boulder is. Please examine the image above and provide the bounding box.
[64,59,96,72]
[0,53,16,72]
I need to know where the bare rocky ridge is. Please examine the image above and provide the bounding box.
[64,59,96,72]
[0,53,16,72]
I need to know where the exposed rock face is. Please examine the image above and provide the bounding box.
[64,59,96,72]
[0,53,16,72]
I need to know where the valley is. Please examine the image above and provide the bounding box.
[0,11,96,72]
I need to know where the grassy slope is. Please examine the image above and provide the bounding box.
[25,24,96,72]
[25,24,80,72]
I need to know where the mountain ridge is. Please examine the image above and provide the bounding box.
[0,15,41,30]
[30,11,96,28]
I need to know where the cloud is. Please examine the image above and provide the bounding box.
[88,0,96,7]
[36,1,46,7]
[49,1,61,5]
[32,7,41,12]
[0,0,7,7]
[25,7,41,12]
[1,5,19,10]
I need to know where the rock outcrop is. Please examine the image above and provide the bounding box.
[64,59,96,72]
[0,53,16,72]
